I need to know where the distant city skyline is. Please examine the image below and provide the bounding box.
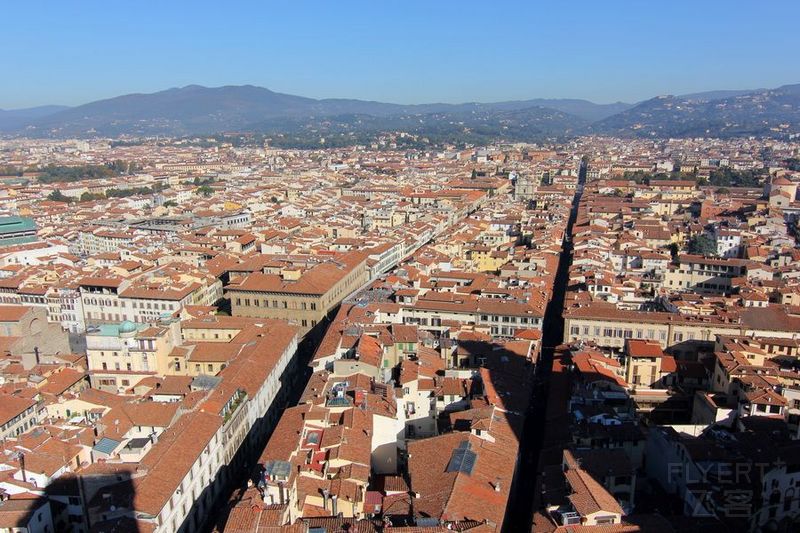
[3,0,798,109]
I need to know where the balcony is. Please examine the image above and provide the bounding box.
[223,391,247,425]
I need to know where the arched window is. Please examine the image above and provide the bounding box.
[28,317,42,335]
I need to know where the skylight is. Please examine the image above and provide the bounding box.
[446,440,477,474]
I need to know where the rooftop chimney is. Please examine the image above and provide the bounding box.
[322,489,330,511]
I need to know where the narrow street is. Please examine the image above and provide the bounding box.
[210,165,586,533]
[502,159,585,532]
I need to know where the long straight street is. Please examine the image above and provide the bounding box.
[502,159,585,532]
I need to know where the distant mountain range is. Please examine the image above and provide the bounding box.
[1,83,798,143]
[590,84,800,138]
[0,105,70,131]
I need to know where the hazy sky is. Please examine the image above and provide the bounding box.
[2,0,798,109]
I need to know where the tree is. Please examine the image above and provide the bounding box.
[163,200,178,208]
[196,185,214,197]
[0,165,22,177]
[707,167,764,188]
[687,234,717,256]
[47,190,72,203]
[36,163,135,184]
[667,242,679,260]
[80,192,105,202]
[270,196,279,203]
[784,158,800,172]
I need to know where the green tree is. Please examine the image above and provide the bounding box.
[667,242,679,260]
[196,185,214,197]
[708,167,764,188]
[0,165,22,176]
[35,163,134,184]
[47,190,72,203]
[80,192,105,202]
[687,234,717,256]
[163,200,178,207]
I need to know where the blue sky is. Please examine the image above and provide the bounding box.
[2,1,798,108]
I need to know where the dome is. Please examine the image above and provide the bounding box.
[118,320,137,334]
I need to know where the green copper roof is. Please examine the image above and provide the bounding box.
[0,216,37,233]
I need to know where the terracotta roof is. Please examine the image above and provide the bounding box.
[0,306,29,323]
